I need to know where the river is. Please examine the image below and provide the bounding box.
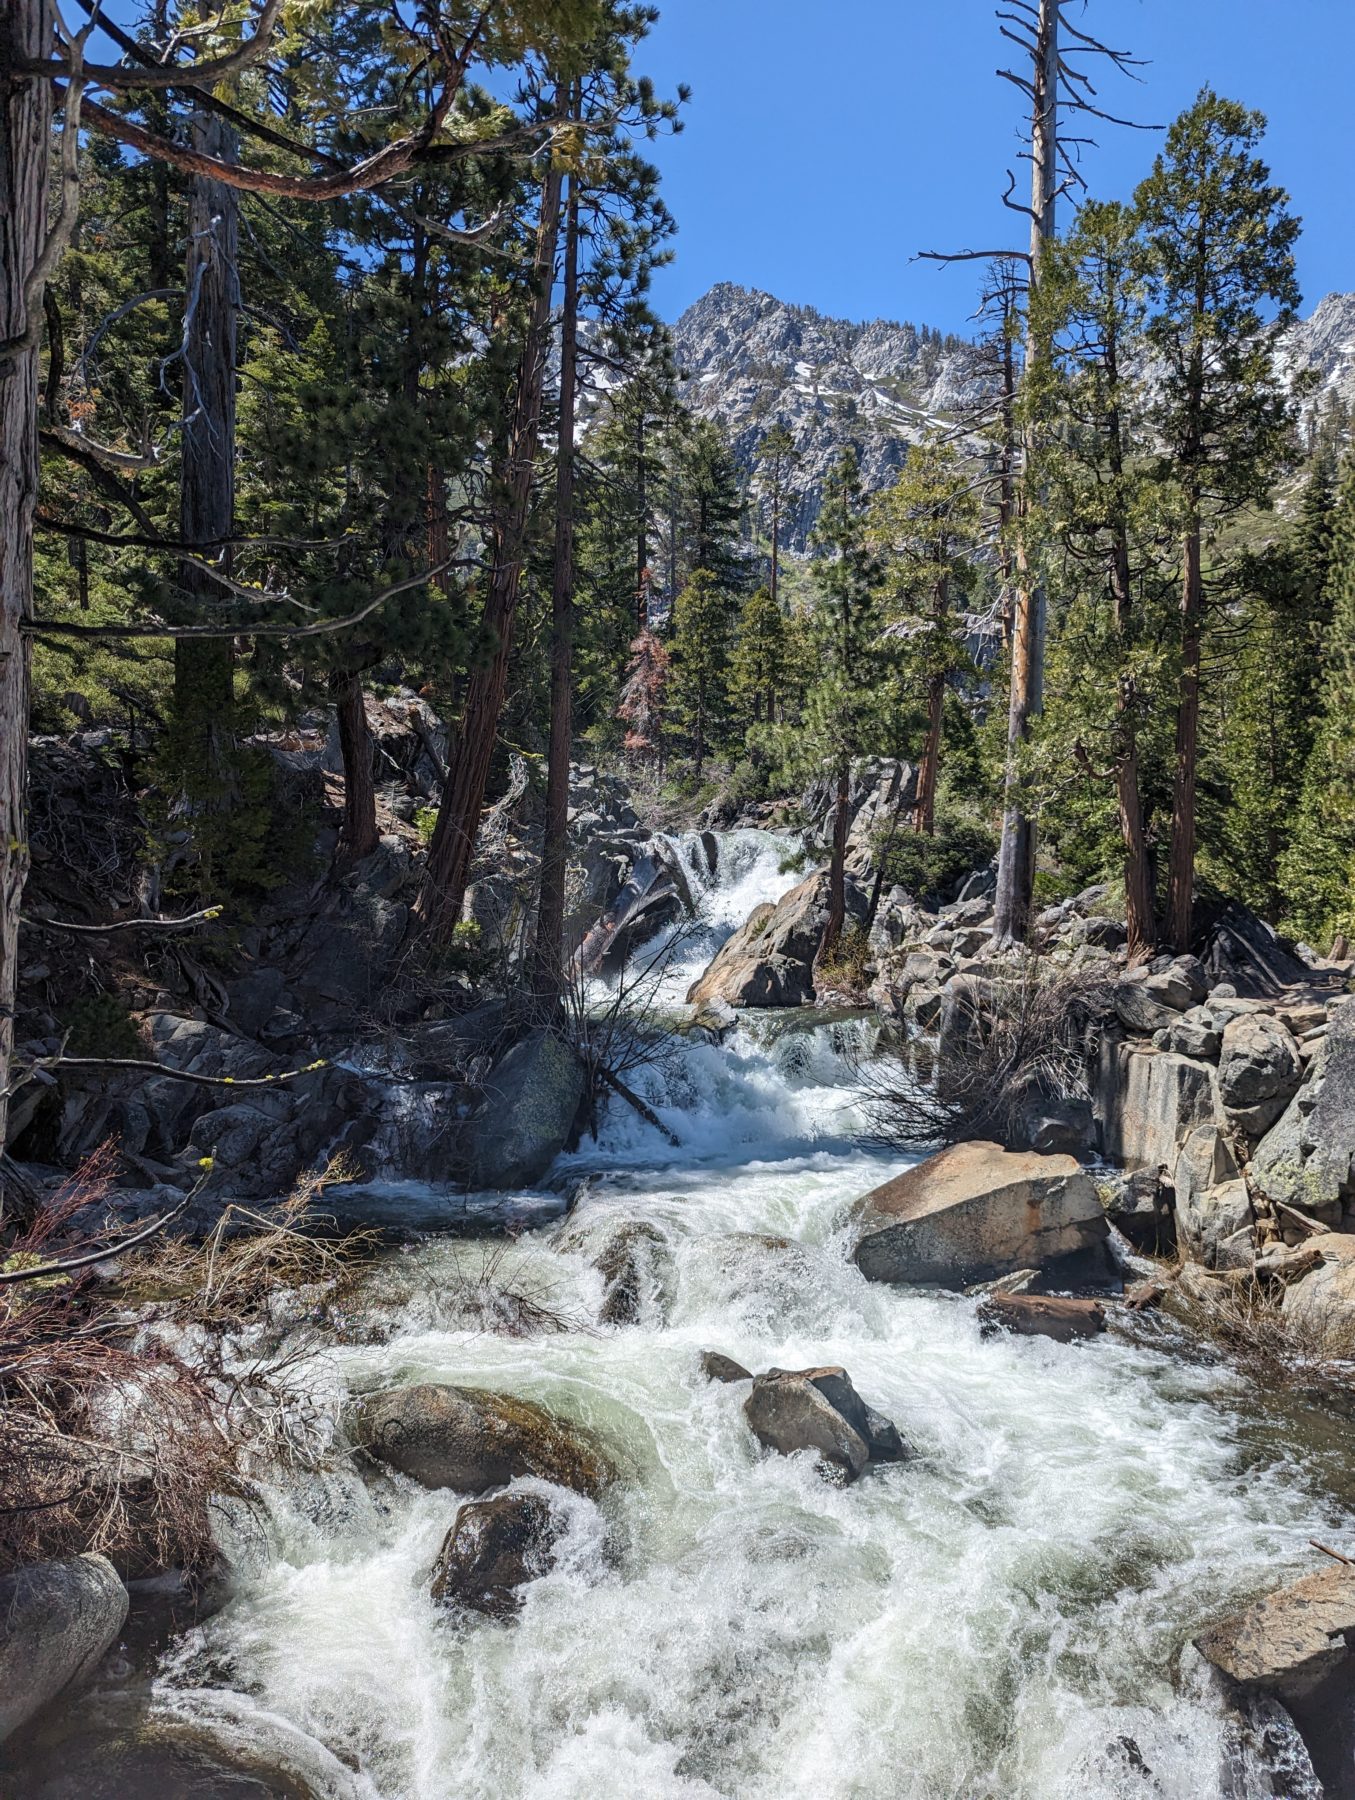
[64,834,1355,1796]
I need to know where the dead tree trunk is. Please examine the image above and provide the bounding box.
[173,111,239,800]
[415,146,564,939]
[992,0,1059,947]
[534,138,580,1002]
[914,574,949,836]
[0,0,53,1163]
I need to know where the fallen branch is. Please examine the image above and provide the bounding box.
[596,1064,680,1148]
[0,1191,196,1284]
[50,1055,328,1090]
[1310,1540,1355,1567]
[22,906,223,936]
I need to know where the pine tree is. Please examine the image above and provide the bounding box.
[729,585,788,732]
[1279,456,1355,945]
[669,569,735,779]
[1136,88,1302,948]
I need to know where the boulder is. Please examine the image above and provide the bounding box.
[1251,1000,1355,1224]
[700,1351,753,1384]
[593,1220,669,1327]
[459,1030,585,1190]
[743,1366,907,1483]
[1094,1038,1224,1172]
[1098,1166,1176,1255]
[686,869,867,1009]
[1195,1563,1355,1704]
[429,1490,562,1617]
[1173,1126,1249,1267]
[1166,1013,1223,1062]
[1217,1012,1304,1141]
[1113,980,1184,1037]
[0,1554,128,1742]
[853,1141,1113,1288]
[7,1719,328,1799]
[1280,1236,1355,1351]
[977,1292,1106,1343]
[349,1384,611,1498]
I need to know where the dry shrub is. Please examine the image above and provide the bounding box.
[1167,1263,1355,1402]
[437,1242,594,1338]
[0,1152,379,1576]
[859,954,1114,1148]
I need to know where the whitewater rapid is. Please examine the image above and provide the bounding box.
[148,832,1348,1799]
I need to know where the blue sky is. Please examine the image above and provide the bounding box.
[635,0,1355,331]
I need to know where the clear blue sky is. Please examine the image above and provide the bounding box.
[634,0,1355,332]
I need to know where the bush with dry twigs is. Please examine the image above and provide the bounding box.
[857,954,1115,1149]
[0,1150,378,1577]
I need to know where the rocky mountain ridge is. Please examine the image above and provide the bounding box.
[671,282,1355,552]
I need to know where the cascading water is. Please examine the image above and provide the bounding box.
[115,833,1350,1798]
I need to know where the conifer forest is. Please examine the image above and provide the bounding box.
[4,4,1355,1797]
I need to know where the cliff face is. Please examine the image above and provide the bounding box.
[670,283,1355,551]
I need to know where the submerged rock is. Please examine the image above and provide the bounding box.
[0,1554,128,1742]
[977,1291,1106,1343]
[430,1490,562,1617]
[853,1141,1113,1289]
[349,1384,612,1498]
[9,1721,325,1800]
[700,1351,753,1384]
[743,1366,907,1483]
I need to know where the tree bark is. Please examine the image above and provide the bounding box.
[534,138,579,1002]
[1166,520,1203,949]
[915,673,945,836]
[0,0,53,1166]
[992,0,1058,947]
[173,111,239,792]
[818,758,851,967]
[416,144,564,939]
[333,668,378,859]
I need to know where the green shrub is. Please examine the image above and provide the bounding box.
[60,993,143,1060]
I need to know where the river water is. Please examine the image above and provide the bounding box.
[119,835,1353,1796]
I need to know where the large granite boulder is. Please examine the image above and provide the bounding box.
[459,1029,585,1190]
[1196,1563,1355,1704]
[430,1490,563,1617]
[743,1366,907,1483]
[1280,1236,1355,1351]
[1218,1013,1304,1141]
[1173,1125,1250,1267]
[1094,1038,1224,1171]
[1251,1000,1355,1226]
[349,1384,611,1498]
[853,1141,1113,1288]
[0,1554,128,1742]
[686,869,867,1009]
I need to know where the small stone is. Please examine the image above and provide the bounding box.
[700,1351,753,1384]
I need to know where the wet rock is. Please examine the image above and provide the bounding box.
[9,1720,326,1799]
[1018,1096,1095,1158]
[853,1141,1113,1288]
[350,1384,611,1499]
[593,1220,669,1327]
[460,1030,586,1190]
[429,1490,562,1617]
[686,869,868,1010]
[0,1554,128,1742]
[1218,1014,1304,1141]
[1098,1166,1176,1255]
[700,1351,753,1384]
[1195,1562,1355,1704]
[743,1366,907,1483]
[977,1292,1107,1343]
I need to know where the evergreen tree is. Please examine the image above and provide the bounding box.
[729,584,788,733]
[1135,88,1302,948]
[668,569,734,779]
[1279,456,1355,945]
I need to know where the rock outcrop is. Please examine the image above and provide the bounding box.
[0,1554,128,1742]
[853,1141,1113,1288]
[686,869,867,1009]
[459,1030,586,1190]
[1196,1562,1355,1703]
[350,1384,611,1499]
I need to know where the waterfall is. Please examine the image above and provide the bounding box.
[125,829,1346,1799]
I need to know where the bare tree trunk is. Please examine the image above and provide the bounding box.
[1167,521,1203,950]
[1117,715,1155,959]
[415,146,564,940]
[818,758,851,967]
[0,0,52,1165]
[534,140,579,1002]
[916,674,945,836]
[992,0,1058,947]
[333,668,378,859]
[173,111,239,796]
[770,479,780,609]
